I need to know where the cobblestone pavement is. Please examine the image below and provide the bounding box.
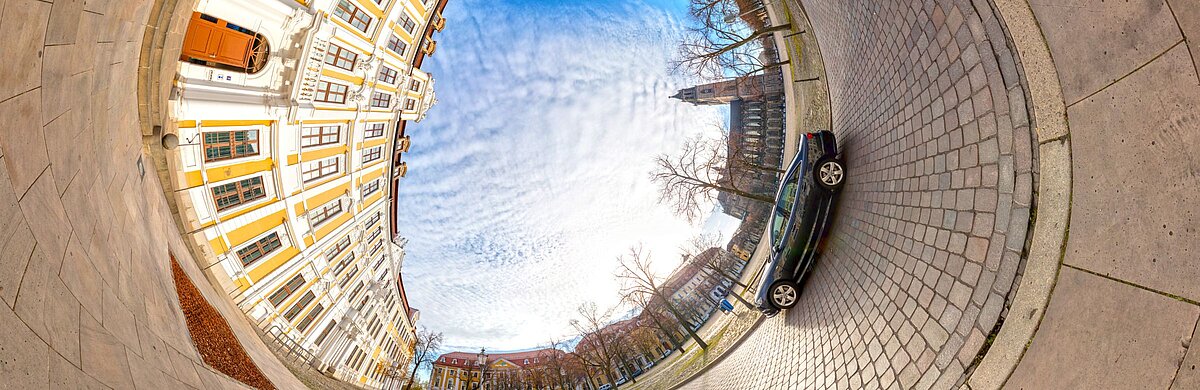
[681,0,1037,388]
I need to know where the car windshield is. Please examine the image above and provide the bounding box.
[770,180,799,247]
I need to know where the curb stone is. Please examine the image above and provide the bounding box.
[965,0,1072,388]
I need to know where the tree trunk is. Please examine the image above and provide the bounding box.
[725,287,752,307]
[405,363,419,390]
[705,266,748,289]
[707,184,774,205]
[701,24,793,59]
[645,310,685,353]
[733,60,791,77]
[735,160,786,175]
[654,293,708,350]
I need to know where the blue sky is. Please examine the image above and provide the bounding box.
[396,0,738,351]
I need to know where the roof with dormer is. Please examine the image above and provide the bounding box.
[433,348,566,370]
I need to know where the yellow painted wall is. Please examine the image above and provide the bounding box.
[308,183,351,209]
[208,208,288,252]
[247,246,302,282]
[207,158,274,183]
[314,212,354,241]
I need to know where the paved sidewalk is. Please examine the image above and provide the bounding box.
[0,0,306,388]
[682,0,1200,389]
[994,1,1200,388]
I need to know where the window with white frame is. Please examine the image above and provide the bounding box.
[403,98,416,111]
[315,321,336,346]
[349,281,365,301]
[367,226,383,244]
[364,211,382,228]
[324,235,352,262]
[315,80,349,104]
[324,44,358,71]
[203,130,259,162]
[370,92,392,109]
[332,252,355,275]
[309,199,344,227]
[297,303,324,332]
[399,12,417,32]
[377,65,398,84]
[362,146,383,164]
[236,232,282,266]
[301,156,340,183]
[361,179,381,198]
[364,122,386,139]
[283,291,315,320]
[386,34,407,56]
[267,274,305,307]
[301,125,341,148]
[211,176,266,211]
[340,265,359,288]
[333,0,372,33]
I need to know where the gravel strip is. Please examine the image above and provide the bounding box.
[171,258,277,390]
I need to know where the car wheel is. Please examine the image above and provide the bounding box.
[814,157,845,191]
[769,280,800,309]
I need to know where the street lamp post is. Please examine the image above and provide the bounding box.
[476,348,489,390]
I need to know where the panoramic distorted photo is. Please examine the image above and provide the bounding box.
[1,0,1197,389]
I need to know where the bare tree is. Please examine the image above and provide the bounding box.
[682,234,752,303]
[405,327,444,390]
[540,338,589,389]
[651,133,775,222]
[674,0,792,79]
[630,293,686,355]
[570,302,625,389]
[627,324,667,361]
[615,245,709,350]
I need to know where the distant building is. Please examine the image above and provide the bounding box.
[430,348,586,390]
[657,248,747,329]
[569,248,749,389]
[670,74,774,105]
[575,316,673,389]
[671,37,788,262]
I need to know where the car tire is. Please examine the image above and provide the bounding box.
[768,280,800,310]
[814,157,846,191]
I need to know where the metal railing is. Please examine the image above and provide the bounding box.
[266,325,320,368]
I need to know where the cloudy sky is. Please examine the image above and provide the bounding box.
[396,0,737,351]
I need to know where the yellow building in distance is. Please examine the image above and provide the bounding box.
[162,0,448,387]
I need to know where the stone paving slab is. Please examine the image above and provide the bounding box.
[1006,267,1199,389]
[1029,0,1182,105]
[0,0,308,388]
[1064,43,1200,302]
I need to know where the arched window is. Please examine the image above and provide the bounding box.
[181,12,270,74]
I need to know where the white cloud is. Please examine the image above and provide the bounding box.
[396,0,726,350]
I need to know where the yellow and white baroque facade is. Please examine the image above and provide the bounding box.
[163,0,446,387]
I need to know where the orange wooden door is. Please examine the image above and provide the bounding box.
[214,32,252,67]
[181,13,253,68]
[182,14,222,61]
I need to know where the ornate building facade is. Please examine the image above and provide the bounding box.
[430,348,586,390]
[162,0,449,387]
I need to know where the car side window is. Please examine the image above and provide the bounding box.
[771,208,787,247]
[780,181,797,208]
